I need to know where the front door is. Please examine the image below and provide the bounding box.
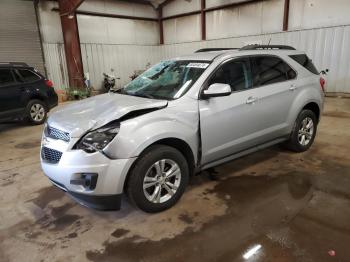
[199,57,262,165]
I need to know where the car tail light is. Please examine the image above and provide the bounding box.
[45,79,54,88]
[320,77,325,92]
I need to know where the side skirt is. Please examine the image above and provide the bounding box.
[200,137,287,171]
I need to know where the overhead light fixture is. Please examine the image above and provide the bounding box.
[243,244,262,260]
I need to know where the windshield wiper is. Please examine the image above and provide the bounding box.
[132,93,155,99]
[111,88,124,94]
[111,89,154,99]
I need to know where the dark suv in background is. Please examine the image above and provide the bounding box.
[0,62,58,125]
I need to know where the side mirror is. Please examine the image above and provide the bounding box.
[202,83,231,99]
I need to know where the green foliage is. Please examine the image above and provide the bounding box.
[67,87,90,100]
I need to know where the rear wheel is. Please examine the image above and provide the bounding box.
[285,109,317,152]
[127,145,189,213]
[26,99,47,125]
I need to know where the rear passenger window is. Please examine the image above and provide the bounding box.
[209,58,253,92]
[0,69,15,87]
[289,54,319,75]
[252,56,296,87]
[17,69,40,82]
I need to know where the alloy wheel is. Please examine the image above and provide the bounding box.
[30,103,45,122]
[298,117,314,146]
[143,159,181,204]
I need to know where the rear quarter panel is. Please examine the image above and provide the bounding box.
[286,74,324,133]
[279,53,324,133]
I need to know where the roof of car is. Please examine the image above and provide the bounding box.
[172,45,305,61]
[0,62,32,69]
[173,50,237,61]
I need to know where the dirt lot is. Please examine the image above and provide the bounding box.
[0,97,349,262]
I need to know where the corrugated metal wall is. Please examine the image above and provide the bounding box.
[160,25,350,94]
[38,0,350,94]
[76,12,160,89]
[42,43,69,90]
[80,44,161,89]
[74,24,350,93]
[0,0,45,74]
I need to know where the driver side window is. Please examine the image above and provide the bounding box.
[209,58,253,92]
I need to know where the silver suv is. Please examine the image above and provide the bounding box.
[40,45,324,212]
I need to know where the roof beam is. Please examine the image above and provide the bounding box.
[159,0,176,7]
[161,0,265,20]
[52,8,158,21]
[123,0,153,5]
[162,10,201,20]
[204,0,264,12]
[76,10,158,21]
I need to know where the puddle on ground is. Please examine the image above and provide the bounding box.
[84,153,350,262]
[14,140,41,149]
[85,172,315,262]
[27,186,65,209]
[111,228,130,238]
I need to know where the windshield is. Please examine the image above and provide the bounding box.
[116,60,210,100]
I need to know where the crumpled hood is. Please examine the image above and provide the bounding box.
[48,93,168,138]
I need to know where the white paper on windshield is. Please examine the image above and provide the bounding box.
[186,63,209,69]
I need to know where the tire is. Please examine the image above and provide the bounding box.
[26,99,47,125]
[285,109,317,152]
[127,145,189,213]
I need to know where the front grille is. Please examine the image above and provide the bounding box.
[41,147,62,164]
[47,126,70,142]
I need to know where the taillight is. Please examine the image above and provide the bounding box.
[45,79,53,88]
[320,77,325,92]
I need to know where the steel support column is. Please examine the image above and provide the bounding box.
[283,0,290,31]
[58,0,85,89]
[158,7,164,45]
[201,0,206,40]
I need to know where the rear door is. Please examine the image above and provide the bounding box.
[15,68,44,100]
[250,55,298,140]
[0,68,24,120]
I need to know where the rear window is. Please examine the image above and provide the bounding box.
[0,69,15,87]
[17,69,41,82]
[289,54,319,75]
[251,56,296,87]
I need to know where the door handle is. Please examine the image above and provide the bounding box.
[289,84,298,91]
[246,96,258,104]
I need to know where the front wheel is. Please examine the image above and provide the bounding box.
[127,145,189,213]
[285,109,317,152]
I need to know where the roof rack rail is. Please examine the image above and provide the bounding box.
[0,62,29,67]
[239,45,296,51]
[195,48,238,53]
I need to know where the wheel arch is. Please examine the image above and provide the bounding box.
[123,137,196,191]
[302,102,320,123]
[27,95,48,107]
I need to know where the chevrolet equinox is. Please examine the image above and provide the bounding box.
[40,45,324,212]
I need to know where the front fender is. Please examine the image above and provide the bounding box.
[104,101,199,161]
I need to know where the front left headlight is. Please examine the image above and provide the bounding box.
[75,122,120,153]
